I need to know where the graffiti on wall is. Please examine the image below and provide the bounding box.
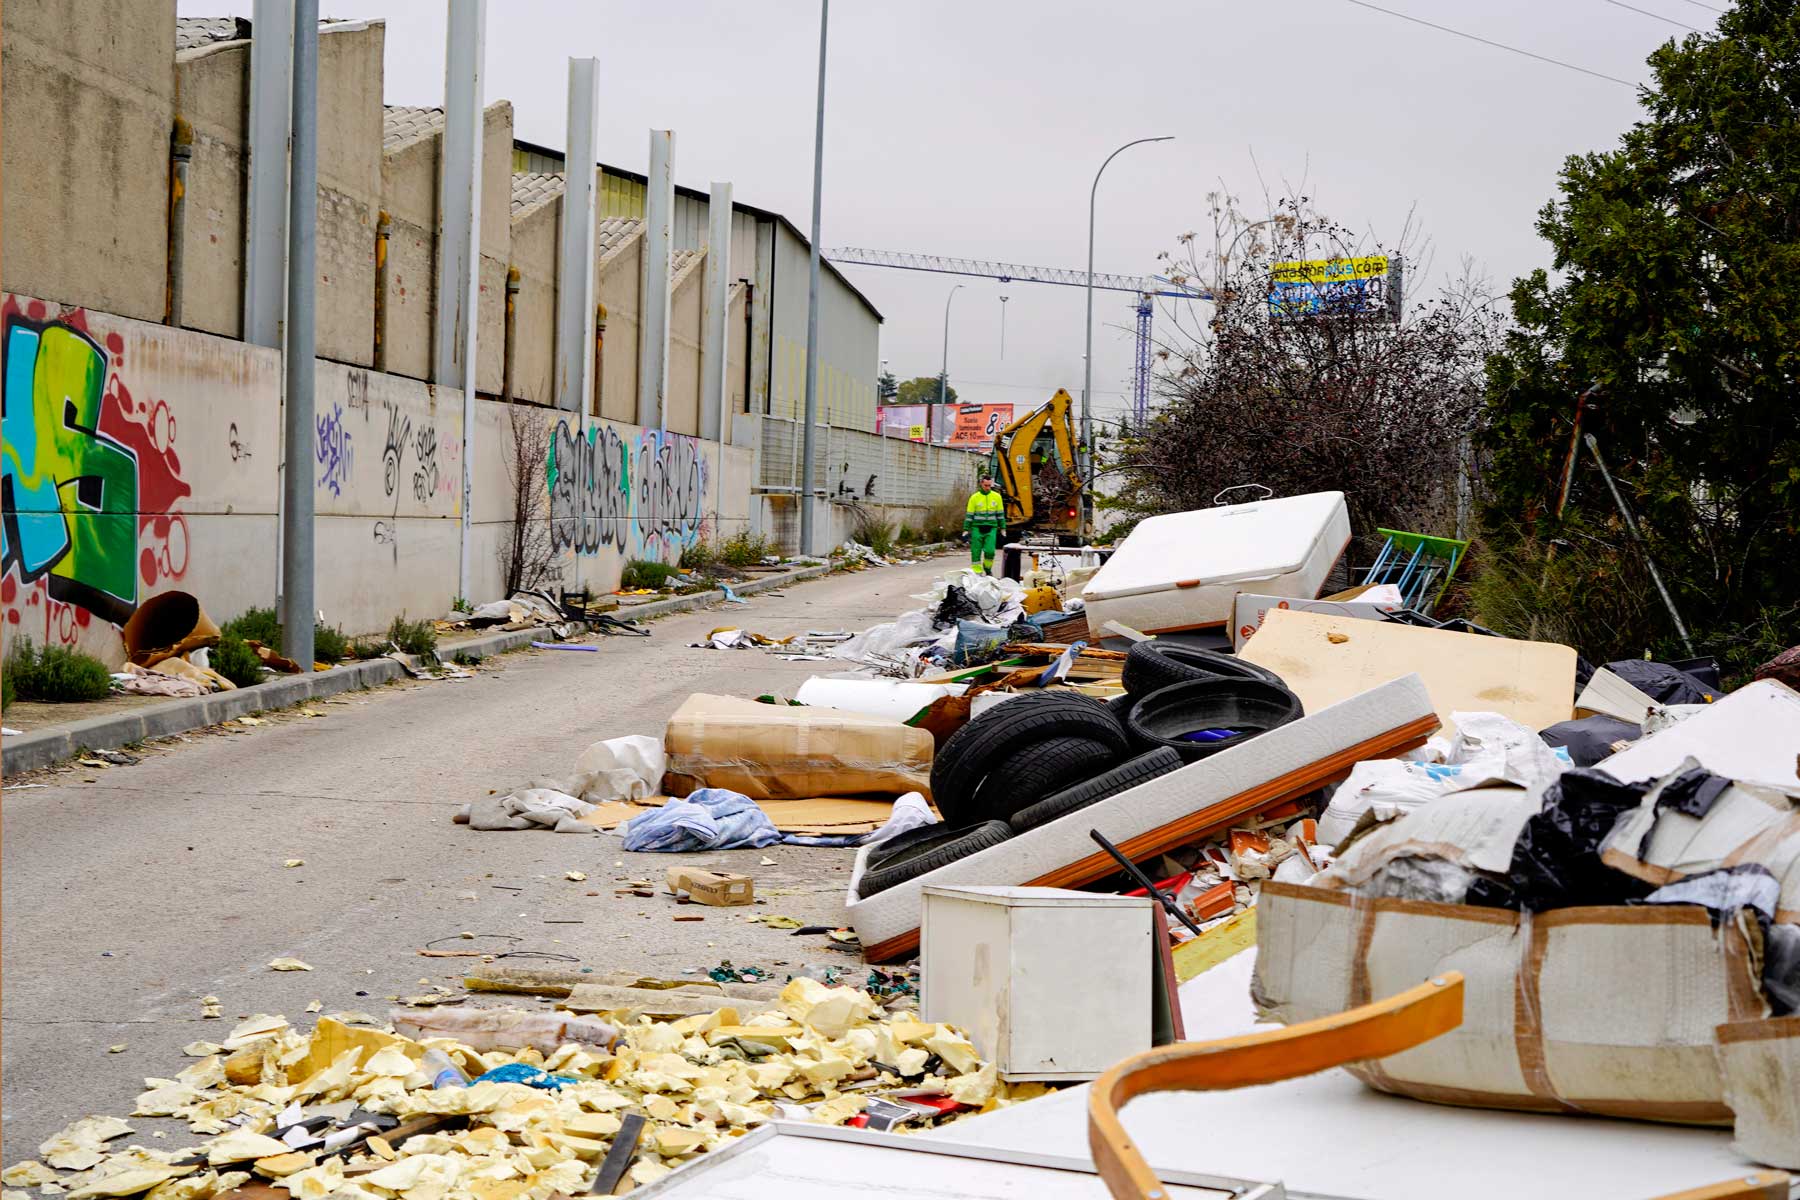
[546,419,708,561]
[315,402,353,496]
[1,299,191,641]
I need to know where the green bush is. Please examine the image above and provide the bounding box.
[718,530,779,567]
[851,510,896,558]
[896,523,920,545]
[2,667,14,709]
[4,638,114,702]
[387,613,439,656]
[312,623,350,663]
[350,636,391,660]
[620,559,680,590]
[921,496,967,544]
[222,606,282,645]
[211,633,267,688]
[679,540,717,572]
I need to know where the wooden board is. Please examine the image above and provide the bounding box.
[579,795,896,834]
[1170,909,1257,982]
[1238,608,1578,734]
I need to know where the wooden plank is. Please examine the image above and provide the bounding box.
[559,984,777,1020]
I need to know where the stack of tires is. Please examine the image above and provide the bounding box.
[854,642,1307,900]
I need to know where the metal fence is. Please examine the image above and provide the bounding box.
[757,415,985,510]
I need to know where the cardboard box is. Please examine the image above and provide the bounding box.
[1252,882,1767,1124]
[661,693,934,801]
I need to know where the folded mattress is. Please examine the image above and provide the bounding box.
[843,673,1438,962]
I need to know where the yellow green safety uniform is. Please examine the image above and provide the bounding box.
[965,486,1006,574]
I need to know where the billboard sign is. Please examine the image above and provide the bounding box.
[1268,255,1401,321]
[877,405,930,442]
[947,404,1013,449]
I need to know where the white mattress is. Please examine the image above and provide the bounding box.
[1081,492,1350,634]
[927,951,1766,1200]
[842,674,1436,960]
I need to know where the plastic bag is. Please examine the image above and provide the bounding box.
[567,734,665,803]
[618,787,781,852]
[1473,768,1653,911]
[832,608,938,664]
[954,619,1011,664]
[1539,714,1641,767]
[1604,658,1717,705]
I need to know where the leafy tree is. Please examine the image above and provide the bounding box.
[895,374,956,406]
[1479,0,1800,676]
[876,370,898,402]
[1112,197,1497,556]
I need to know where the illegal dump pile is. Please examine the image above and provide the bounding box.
[2,980,1034,1200]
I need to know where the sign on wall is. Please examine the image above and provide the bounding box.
[947,404,1014,449]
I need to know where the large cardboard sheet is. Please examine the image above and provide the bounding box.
[1238,608,1577,734]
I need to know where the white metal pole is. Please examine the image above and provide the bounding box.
[937,283,962,446]
[798,0,829,556]
[1083,135,1171,534]
[556,58,600,414]
[279,0,318,671]
[245,0,293,349]
[639,130,674,430]
[438,0,485,605]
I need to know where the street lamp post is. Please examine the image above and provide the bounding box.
[1082,135,1172,535]
[936,283,963,446]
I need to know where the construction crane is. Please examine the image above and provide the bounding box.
[824,247,1210,426]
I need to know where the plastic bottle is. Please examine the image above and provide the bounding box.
[419,1048,469,1088]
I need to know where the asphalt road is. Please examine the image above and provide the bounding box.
[0,553,959,1159]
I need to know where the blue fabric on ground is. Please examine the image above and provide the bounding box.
[471,1062,580,1089]
[619,787,782,852]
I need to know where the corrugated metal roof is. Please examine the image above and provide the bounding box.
[176,17,251,50]
[511,172,563,218]
[383,105,444,152]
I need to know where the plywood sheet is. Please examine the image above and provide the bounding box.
[1238,608,1577,733]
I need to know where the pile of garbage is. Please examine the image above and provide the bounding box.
[2,981,1036,1200]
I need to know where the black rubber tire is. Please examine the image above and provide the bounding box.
[1122,639,1285,696]
[961,735,1122,825]
[1107,692,1136,721]
[855,820,1013,898]
[862,821,973,870]
[1009,747,1185,832]
[930,692,1128,822]
[1126,678,1304,761]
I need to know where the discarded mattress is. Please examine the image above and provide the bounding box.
[1252,881,1769,1125]
[1239,607,1578,736]
[1597,679,1800,789]
[842,674,1437,962]
[662,693,934,801]
[1080,491,1350,636]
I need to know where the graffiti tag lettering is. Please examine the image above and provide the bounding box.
[546,419,708,562]
[315,402,353,496]
[412,422,438,503]
[382,400,411,499]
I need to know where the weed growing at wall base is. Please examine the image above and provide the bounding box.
[4,638,113,702]
[212,634,266,689]
[620,560,680,590]
[387,614,439,657]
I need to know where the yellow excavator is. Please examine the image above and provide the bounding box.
[988,388,1085,542]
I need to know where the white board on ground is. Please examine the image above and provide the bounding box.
[1598,679,1800,788]
[925,951,1764,1200]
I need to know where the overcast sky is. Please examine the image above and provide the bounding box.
[182,0,1700,424]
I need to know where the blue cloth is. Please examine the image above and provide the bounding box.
[619,787,782,852]
[471,1062,580,1090]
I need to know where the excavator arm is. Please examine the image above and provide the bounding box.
[990,388,1083,530]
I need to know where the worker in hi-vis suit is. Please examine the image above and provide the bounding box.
[963,474,1006,575]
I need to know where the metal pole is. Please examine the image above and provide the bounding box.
[245,0,293,348]
[639,129,674,430]
[798,0,828,557]
[703,182,734,529]
[556,58,600,413]
[438,0,485,607]
[998,294,1008,358]
[1584,434,1696,656]
[1083,135,1171,535]
[937,283,962,447]
[279,0,318,671]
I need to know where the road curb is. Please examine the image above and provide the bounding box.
[2,554,951,776]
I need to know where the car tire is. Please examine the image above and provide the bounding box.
[961,735,1122,825]
[1122,639,1286,696]
[1008,747,1185,832]
[931,692,1129,822]
[1126,678,1305,761]
[855,820,1014,899]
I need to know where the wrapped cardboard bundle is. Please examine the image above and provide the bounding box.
[662,693,934,801]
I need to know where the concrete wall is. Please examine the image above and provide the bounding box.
[1,0,177,324]
[1,293,752,668]
[508,196,559,405]
[474,102,513,396]
[175,39,251,339]
[597,232,643,424]
[315,22,384,367]
[380,130,437,380]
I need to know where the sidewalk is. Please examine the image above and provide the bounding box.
[0,554,908,776]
